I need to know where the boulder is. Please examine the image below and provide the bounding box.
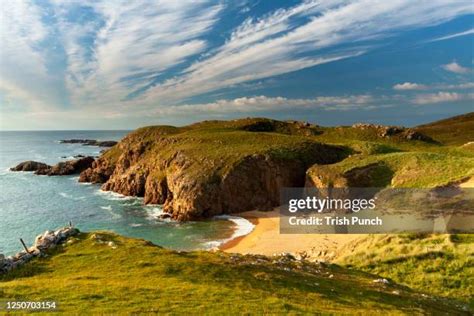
[159,213,172,220]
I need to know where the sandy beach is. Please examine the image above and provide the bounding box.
[222,176,474,259]
[221,209,361,261]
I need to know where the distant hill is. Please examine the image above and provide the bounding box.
[415,112,474,145]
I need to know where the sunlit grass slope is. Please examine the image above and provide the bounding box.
[0,232,468,314]
[337,234,474,308]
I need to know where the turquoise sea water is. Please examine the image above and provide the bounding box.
[0,131,249,255]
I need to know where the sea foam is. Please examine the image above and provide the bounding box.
[204,215,255,249]
[94,189,138,201]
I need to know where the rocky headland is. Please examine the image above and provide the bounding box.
[79,119,349,220]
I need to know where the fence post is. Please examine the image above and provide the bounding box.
[20,238,30,254]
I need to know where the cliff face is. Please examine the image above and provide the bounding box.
[80,119,348,220]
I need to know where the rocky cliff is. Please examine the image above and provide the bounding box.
[80,119,349,220]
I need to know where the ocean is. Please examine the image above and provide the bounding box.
[0,131,253,255]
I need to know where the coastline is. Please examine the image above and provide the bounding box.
[220,208,361,261]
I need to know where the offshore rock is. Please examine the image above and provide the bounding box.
[10,161,51,172]
[59,139,117,147]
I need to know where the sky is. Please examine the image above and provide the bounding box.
[0,0,473,130]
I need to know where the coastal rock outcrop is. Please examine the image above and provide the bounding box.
[11,157,94,176]
[10,161,51,172]
[59,139,118,147]
[37,156,95,176]
[79,157,116,183]
[79,119,349,220]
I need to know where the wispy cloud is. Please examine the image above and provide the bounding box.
[426,28,474,42]
[51,0,223,108]
[442,61,471,74]
[140,0,474,105]
[0,1,64,112]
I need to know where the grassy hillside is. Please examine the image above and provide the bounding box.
[415,112,474,146]
[303,113,474,188]
[337,234,474,308]
[1,232,469,314]
[307,151,474,188]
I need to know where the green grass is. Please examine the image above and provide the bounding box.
[1,232,469,314]
[337,234,474,308]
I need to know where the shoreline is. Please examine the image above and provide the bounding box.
[220,209,361,261]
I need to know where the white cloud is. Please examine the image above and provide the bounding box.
[413,91,474,104]
[442,61,470,74]
[426,28,474,42]
[393,81,474,90]
[393,82,427,90]
[145,94,379,117]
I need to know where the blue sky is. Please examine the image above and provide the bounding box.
[0,0,473,130]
